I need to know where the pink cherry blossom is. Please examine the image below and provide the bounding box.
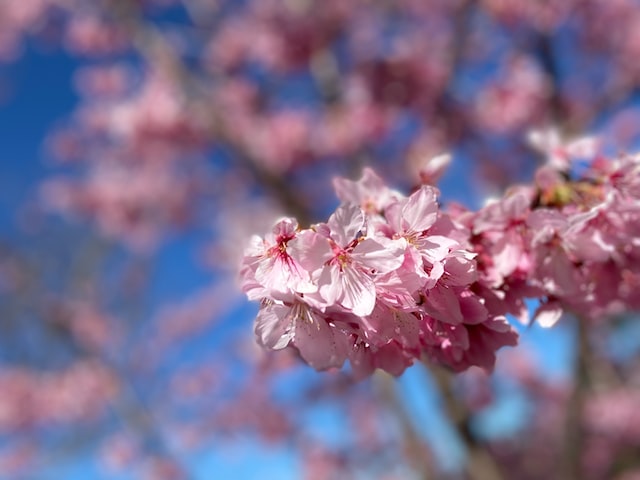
[241,218,316,301]
[294,203,405,317]
[254,299,350,370]
[528,128,599,171]
[241,169,521,375]
[333,168,404,215]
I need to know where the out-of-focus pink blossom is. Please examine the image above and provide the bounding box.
[74,64,132,98]
[528,128,600,171]
[100,433,141,472]
[417,153,452,186]
[49,299,118,352]
[41,162,195,250]
[64,14,130,55]
[0,361,118,432]
[472,55,549,134]
[333,167,403,215]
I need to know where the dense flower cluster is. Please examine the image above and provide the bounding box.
[463,138,640,326]
[242,144,640,376]
[241,168,518,377]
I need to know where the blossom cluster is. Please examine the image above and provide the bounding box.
[240,169,518,377]
[462,140,640,327]
[241,143,640,377]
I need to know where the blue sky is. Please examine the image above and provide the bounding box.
[0,45,78,228]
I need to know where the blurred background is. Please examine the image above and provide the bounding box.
[1,0,640,479]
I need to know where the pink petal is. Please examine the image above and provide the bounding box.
[382,197,400,225]
[393,309,421,349]
[328,203,365,246]
[361,304,397,343]
[417,235,458,263]
[424,261,445,289]
[423,284,463,324]
[534,301,563,328]
[254,256,285,290]
[443,252,478,286]
[458,291,488,324]
[491,229,523,278]
[419,153,451,185]
[288,229,332,272]
[254,302,294,350]
[271,217,298,239]
[294,305,349,370]
[402,186,438,233]
[339,265,377,317]
[317,265,341,307]
[373,342,413,376]
[351,237,405,273]
[375,249,425,306]
[333,168,403,213]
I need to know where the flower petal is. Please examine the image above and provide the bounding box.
[402,186,438,233]
[339,265,376,317]
[328,203,365,246]
[351,237,405,273]
[534,301,563,328]
[254,302,294,350]
[294,304,348,370]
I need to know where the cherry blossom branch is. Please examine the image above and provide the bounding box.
[534,32,565,129]
[375,373,436,480]
[49,315,196,480]
[433,0,475,145]
[105,0,315,224]
[1,231,196,478]
[562,317,589,480]
[429,365,504,480]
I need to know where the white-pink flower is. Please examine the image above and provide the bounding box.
[333,168,404,215]
[241,218,316,301]
[254,299,349,370]
[292,204,405,317]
